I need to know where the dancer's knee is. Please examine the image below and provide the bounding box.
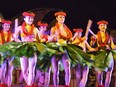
[64,60,70,71]
[22,69,28,76]
[76,74,81,79]
[7,72,12,77]
[76,72,81,79]
[82,73,88,81]
[82,71,89,79]
[45,73,50,80]
[28,69,34,76]
[65,68,70,76]
[106,71,112,79]
[53,70,59,77]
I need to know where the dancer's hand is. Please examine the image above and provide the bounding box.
[89,48,96,52]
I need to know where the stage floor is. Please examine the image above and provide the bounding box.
[12,84,64,87]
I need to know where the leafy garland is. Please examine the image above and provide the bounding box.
[56,23,72,39]
[0,30,12,44]
[97,31,109,47]
[22,22,35,36]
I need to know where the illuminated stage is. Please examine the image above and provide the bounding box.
[12,66,116,87]
[12,84,64,87]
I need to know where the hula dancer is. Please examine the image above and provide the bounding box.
[14,11,39,87]
[71,28,96,87]
[33,21,51,87]
[0,20,14,87]
[90,20,114,87]
[49,11,72,87]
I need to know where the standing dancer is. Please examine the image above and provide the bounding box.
[0,20,14,87]
[90,20,114,87]
[33,21,51,87]
[71,28,96,87]
[37,21,49,43]
[14,11,39,87]
[49,11,72,87]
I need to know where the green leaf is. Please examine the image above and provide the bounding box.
[0,54,4,64]
[34,43,47,53]
[67,44,93,62]
[36,57,51,71]
[59,46,65,52]
[63,46,82,63]
[93,51,108,69]
[111,50,116,60]
[12,57,20,67]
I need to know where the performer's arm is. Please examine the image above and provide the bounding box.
[90,35,97,46]
[110,36,116,49]
[14,26,21,42]
[85,41,97,51]
[48,27,58,42]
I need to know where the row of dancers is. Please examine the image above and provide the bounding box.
[0,10,116,87]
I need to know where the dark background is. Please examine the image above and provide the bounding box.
[1,1,116,87]
[0,0,116,34]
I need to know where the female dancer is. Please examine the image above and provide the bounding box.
[71,28,96,87]
[90,20,114,87]
[33,21,51,87]
[49,11,72,87]
[0,19,14,87]
[14,11,39,87]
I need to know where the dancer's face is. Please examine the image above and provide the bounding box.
[39,26,47,31]
[98,23,107,32]
[24,16,34,25]
[56,15,65,24]
[2,23,10,32]
[75,32,82,38]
